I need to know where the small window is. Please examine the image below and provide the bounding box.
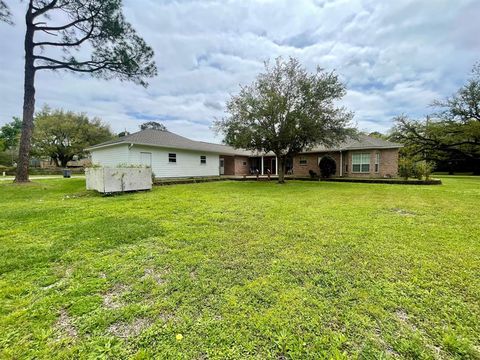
[200,155,206,164]
[375,153,380,172]
[168,153,176,163]
[352,153,370,173]
[242,161,247,166]
[299,157,307,166]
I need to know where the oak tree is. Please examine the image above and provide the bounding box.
[33,107,113,167]
[391,63,480,174]
[215,57,354,183]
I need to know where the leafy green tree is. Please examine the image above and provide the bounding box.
[33,107,113,167]
[368,131,389,140]
[140,121,167,131]
[215,57,354,183]
[391,64,480,174]
[0,117,23,165]
[4,1,157,182]
[0,117,22,150]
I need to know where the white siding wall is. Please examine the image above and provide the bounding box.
[91,144,130,167]
[128,145,220,178]
[90,145,221,178]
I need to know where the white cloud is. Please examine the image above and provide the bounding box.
[0,0,478,143]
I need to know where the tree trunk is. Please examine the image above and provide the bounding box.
[15,8,36,183]
[60,157,71,168]
[277,156,286,184]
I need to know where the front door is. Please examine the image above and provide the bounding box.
[219,158,225,175]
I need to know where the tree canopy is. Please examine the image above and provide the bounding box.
[140,121,167,131]
[33,107,113,167]
[0,117,23,151]
[215,57,354,183]
[390,63,480,174]
[7,0,157,182]
[29,0,157,85]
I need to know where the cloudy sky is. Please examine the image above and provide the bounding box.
[0,0,479,143]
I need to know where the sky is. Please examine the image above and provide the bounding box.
[0,0,479,143]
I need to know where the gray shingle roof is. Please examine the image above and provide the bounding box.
[86,130,402,156]
[304,134,403,153]
[86,129,252,155]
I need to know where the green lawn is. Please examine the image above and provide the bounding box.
[0,177,479,359]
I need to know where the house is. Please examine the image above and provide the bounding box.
[86,129,402,178]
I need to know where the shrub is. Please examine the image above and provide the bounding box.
[319,156,336,178]
[416,161,435,180]
[398,158,415,180]
[413,164,423,180]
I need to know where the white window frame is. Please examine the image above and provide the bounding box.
[200,155,206,165]
[299,157,307,166]
[375,153,380,173]
[352,153,370,173]
[168,153,177,163]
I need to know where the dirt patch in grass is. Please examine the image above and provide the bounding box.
[56,309,77,339]
[391,208,417,216]
[102,284,130,309]
[141,267,168,285]
[107,318,152,339]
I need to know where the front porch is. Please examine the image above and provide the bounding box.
[219,155,294,176]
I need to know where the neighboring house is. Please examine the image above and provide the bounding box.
[86,129,402,178]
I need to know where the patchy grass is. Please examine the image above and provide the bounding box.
[0,177,479,359]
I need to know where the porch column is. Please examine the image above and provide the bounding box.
[339,151,343,177]
[261,156,264,175]
[276,156,278,175]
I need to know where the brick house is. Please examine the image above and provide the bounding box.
[87,130,402,179]
[220,135,402,178]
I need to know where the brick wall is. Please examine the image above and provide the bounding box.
[377,149,399,177]
[222,156,235,175]
[292,152,344,177]
[292,149,399,178]
[234,156,250,175]
[292,153,318,176]
[343,149,399,177]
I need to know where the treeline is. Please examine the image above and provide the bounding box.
[0,106,113,168]
[372,63,480,175]
[0,107,170,169]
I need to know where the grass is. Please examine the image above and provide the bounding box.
[0,177,479,359]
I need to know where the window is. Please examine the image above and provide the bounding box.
[168,153,176,163]
[242,161,247,166]
[299,157,307,166]
[345,163,348,173]
[200,155,206,164]
[375,153,380,172]
[352,153,370,173]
